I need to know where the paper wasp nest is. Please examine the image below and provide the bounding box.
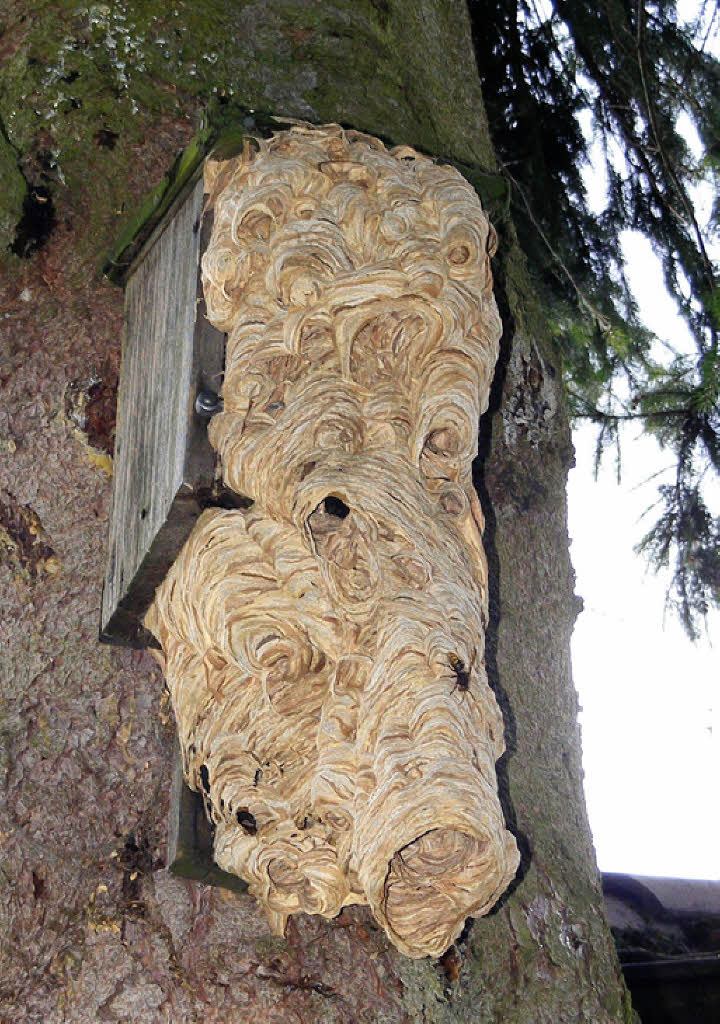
[145,124,520,958]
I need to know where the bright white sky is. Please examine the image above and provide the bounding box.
[569,423,719,881]
[566,6,719,879]
[568,238,719,881]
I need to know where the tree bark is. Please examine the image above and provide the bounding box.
[0,1,634,1020]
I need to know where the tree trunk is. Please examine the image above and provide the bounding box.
[0,2,634,1020]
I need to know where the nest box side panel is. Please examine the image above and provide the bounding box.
[167,739,249,893]
[101,176,223,647]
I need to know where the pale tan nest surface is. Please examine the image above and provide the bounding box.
[146,124,519,958]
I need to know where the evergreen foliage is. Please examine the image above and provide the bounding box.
[469,0,719,636]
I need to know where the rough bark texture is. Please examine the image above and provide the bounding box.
[0,1,633,1021]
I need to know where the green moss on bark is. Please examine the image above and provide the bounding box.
[0,0,495,269]
[0,130,26,250]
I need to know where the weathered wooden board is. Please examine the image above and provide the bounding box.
[101,168,245,891]
[100,175,226,647]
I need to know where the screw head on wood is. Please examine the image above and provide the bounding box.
[195,390,224,417]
